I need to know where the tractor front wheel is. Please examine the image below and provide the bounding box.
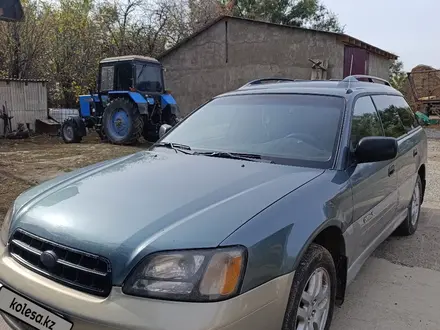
[166,114,179,126]
[61,117,83,143]
[102,98,143,145]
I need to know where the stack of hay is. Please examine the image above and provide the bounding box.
[403,65,440,112]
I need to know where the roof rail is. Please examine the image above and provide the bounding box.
[342,75,391,86]
[239,78,298,89]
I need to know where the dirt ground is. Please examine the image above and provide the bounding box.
[0,134,146,219]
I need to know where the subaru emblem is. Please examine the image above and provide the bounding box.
[40,250,58,269]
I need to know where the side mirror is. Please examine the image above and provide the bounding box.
[159,124,172,139]
[355,136,398,164]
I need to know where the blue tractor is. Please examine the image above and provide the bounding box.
[61,55,181,144]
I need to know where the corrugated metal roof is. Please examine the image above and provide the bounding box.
[100,55,160,64]
[158,15,398,61]
[0,77,48,83]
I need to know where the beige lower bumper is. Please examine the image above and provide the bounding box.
[0,242,294,330]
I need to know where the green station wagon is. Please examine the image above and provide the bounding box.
[0,75,427,330]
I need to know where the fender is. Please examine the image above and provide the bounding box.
[108,91,154,115]
[291,220,347,306]
[161,94,177,107]
[220,170,352,298]
[161,94,180,118]
[291,219,344,270]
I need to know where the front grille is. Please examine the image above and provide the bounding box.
[8,229,112,297]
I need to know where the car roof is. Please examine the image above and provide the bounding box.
[100,55,160,64]
[217,75,402,99]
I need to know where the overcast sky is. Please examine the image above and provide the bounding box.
[322,0,438,71]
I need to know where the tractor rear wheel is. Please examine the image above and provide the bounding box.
[102,98,143,145]
[61,117,83,143]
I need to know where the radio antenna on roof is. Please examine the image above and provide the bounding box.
[347,54,354,90]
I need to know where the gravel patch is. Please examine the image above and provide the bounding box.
[425,138,440,208]
[425,128,440,140]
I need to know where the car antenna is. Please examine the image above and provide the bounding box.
[347,54,354,90]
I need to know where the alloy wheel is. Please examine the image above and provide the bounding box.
[295,267,331,330]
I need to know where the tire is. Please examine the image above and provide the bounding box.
[142,118,159,143]
[102,98,143,145]
[282,243,336,330]
[144,133,159,143]
[61,117,83,143]
[166,114,179,126]
[396,175,422,236]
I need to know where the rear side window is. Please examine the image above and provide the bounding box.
[350,96,384,149]
[100,65,114,91]
[372,95,407,138]
[390,96,420,130]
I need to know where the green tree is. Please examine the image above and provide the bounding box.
[0,0,52,78]
[222,0,344,32]
[389,59,407,93]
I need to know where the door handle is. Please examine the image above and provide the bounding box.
[413,149,418,157]
[388,164,395,177]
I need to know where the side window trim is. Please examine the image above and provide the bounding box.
[369,95,386,136]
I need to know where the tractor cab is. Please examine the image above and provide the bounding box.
[62,55,181,145]
[98,55,165,96]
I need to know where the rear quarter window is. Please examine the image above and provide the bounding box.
[100,66,114,91]
[395,97,420,130]
[372,95,407,138]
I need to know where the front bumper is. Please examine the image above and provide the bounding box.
[0,241,294,330]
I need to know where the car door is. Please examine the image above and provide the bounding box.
[372,95,420,215]
[347,95,398,262]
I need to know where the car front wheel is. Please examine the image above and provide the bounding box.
[282,243,336,330]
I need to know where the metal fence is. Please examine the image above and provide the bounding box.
[0,79,48,135]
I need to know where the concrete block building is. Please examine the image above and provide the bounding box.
[159,16,398,116]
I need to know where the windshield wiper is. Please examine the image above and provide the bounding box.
[137,65,146,80]
[196,151,273,163]
[154,142,193,154]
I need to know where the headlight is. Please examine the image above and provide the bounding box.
[123,246,246,302]
[1,206,13,245]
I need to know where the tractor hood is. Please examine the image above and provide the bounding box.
[10,150,324,284]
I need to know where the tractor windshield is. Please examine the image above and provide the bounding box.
[135,63,163,93]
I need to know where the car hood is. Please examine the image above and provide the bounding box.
[11,150,324,284]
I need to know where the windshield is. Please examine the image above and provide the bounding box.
[135,63,163,93]
[160,94,344,168]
